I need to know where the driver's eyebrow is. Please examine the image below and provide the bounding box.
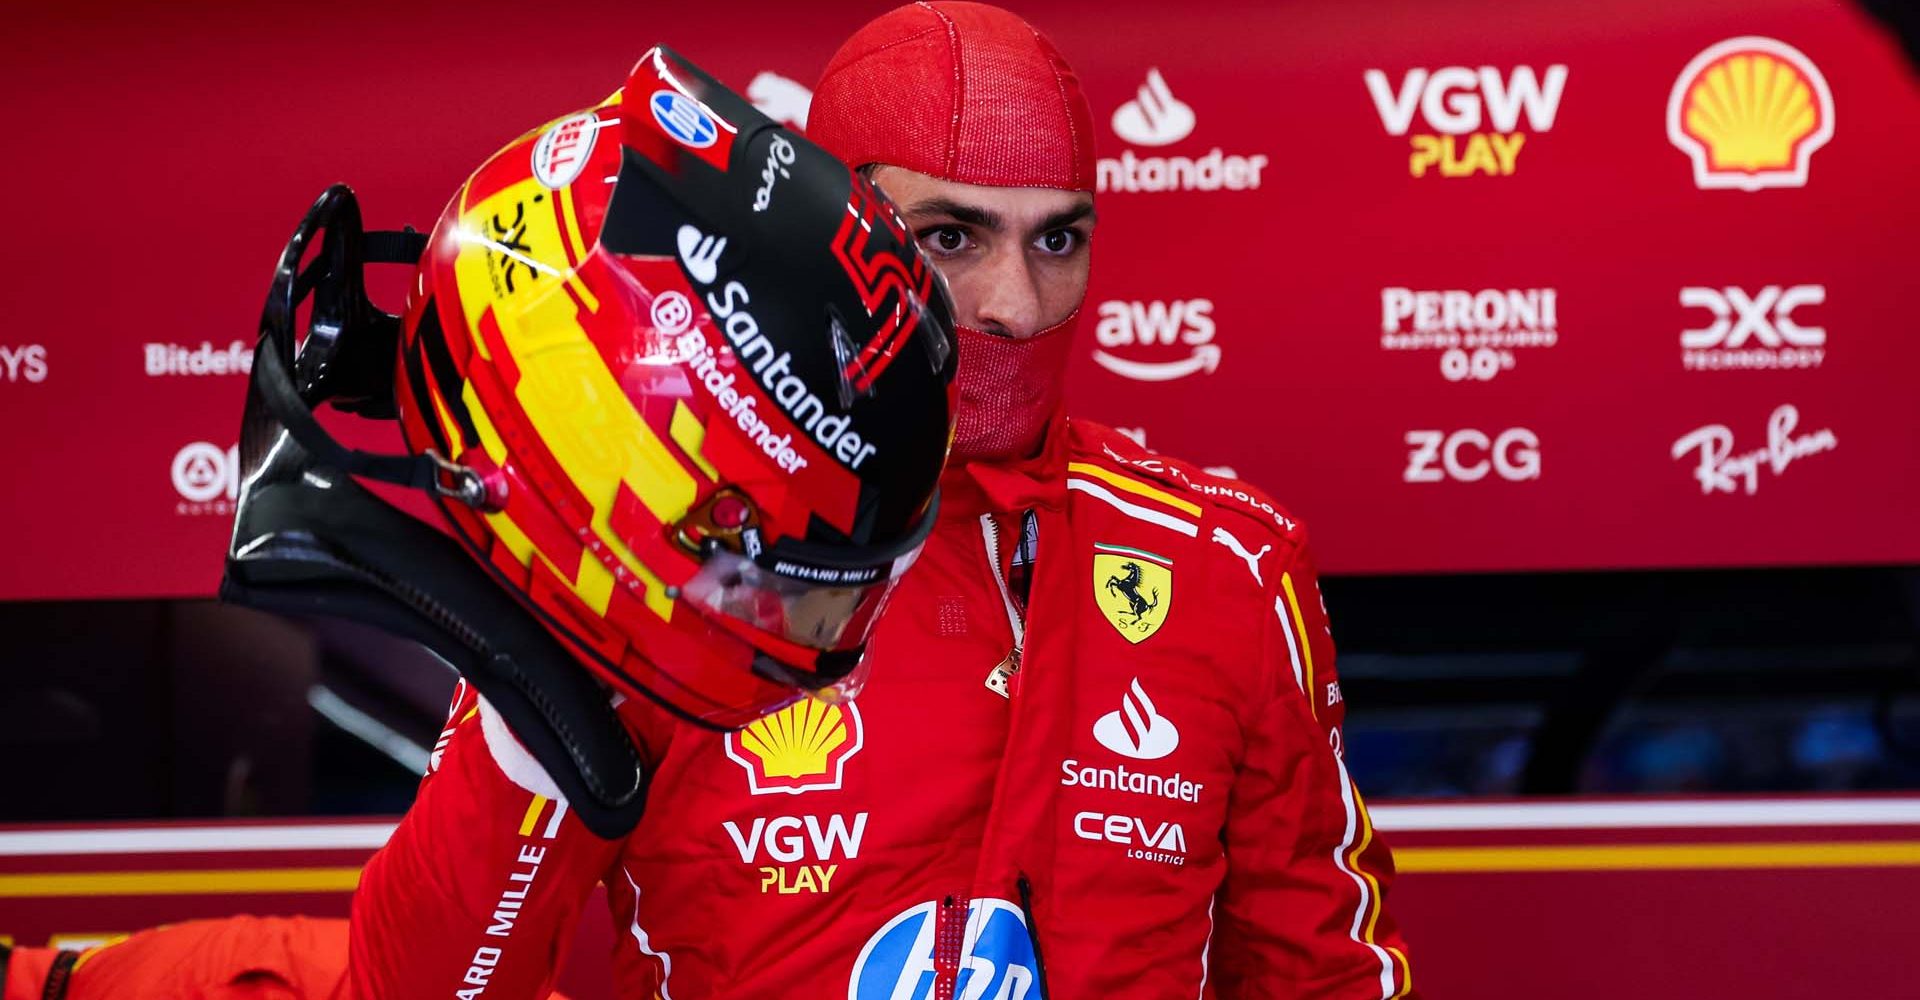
[900,198,1004,232]
[1028,203,1096,239]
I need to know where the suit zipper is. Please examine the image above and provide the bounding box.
[934,893,967,1000]
[980,513,1025,697]
[1017,873,1052,1000]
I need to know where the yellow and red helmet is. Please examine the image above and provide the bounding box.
[392,48,957,728]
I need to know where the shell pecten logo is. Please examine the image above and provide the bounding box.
[1668,36,1834,191]
[725,699,865,795]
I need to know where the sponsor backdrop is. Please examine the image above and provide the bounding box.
[3,0,1915,599]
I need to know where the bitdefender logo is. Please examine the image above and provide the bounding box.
[1094,678,1179,760]
[145,340,253,377]
[1098,67,1269,193]
[1365,64,1568,177]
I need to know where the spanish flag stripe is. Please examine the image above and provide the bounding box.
[1067,462,1202,517]
[518,795,549,838]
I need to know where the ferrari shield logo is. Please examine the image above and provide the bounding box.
[1093,543,1173,643]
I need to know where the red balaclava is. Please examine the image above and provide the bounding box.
[808,1,1096,464]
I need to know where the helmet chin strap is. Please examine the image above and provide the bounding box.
[222,184,652,840]
[950,308,1080,463]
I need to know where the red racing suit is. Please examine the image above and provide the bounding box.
[3,916,352,1000]
[350,419,1416,999]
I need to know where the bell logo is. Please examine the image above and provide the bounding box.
[1668,37,1833,191]
[531,111,602,190]
[1112,68,1196,146]
[1094,679,1180,760]
[1092,298,1219,382]
[725,700,864,795]
[1365,64,1568,177]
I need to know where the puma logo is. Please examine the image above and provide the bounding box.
[1210,526,1270,587]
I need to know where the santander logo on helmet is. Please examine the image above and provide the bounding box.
[1094,678,1180,760]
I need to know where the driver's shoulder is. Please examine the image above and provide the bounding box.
[1062,418,1309,560]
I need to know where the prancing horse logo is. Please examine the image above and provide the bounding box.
[1106,562,1160,626]
[1092,543,1174,643]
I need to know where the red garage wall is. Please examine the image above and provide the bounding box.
[2,0,1914,600]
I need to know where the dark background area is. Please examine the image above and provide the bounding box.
[6,563,1915,823]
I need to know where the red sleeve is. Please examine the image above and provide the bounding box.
[349,680,622,1000]
[1209,537,1417,999]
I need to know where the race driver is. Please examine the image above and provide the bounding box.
[351,5,1416,999]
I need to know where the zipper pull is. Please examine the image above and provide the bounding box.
[984,648,1021,698]
[979,513,1027,699]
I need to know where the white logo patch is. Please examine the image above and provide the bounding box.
[1093,678,1180,760]
[1112,67,1196,146]
[1210,525,1270,587]
[675,225,726,285]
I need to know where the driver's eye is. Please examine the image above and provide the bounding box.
[932,229,966,252]
[1035,229,1081,255]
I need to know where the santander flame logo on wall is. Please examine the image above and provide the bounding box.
[1094,678,1181,760]
[1667,36,1834,191]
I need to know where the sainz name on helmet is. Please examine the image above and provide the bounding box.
[223,47,957,833]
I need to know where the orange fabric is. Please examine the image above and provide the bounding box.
[4,945,61,1000]
[6,916,349,1000]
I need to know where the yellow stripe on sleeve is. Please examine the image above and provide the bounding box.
[518,795,549,837]
[1066,462,1202,517]
[1281,572,1316,717]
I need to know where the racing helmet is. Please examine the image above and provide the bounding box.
[228,48,957,737]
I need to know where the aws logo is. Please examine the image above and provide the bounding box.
[1365,64,1569,178]
[1668,37,1833,191]
[724,699,864,795]
[1092,299,1219,382]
